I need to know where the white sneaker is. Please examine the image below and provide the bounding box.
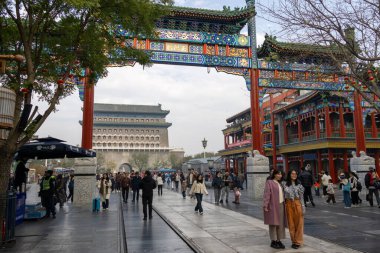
[200,212,203,215]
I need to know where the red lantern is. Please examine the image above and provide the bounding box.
[20,87,29,93]
[344,85,350,90]
[369,76,374,81]
[68,74,74,79]
[368,70,373,74]
[57,79,64,85]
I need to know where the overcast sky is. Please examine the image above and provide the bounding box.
[35,0,272,156]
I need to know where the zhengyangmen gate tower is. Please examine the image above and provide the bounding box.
[77,0,379,181]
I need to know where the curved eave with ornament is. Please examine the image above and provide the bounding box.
[157,6,255,34]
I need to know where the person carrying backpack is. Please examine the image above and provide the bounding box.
[364,167,380,207]
[349,171,359,207]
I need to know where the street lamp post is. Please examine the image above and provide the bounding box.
[202,138,207,159]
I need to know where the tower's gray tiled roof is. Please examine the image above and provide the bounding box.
[94,103,169,115]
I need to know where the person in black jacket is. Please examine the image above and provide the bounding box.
[139,170,157,220]
[14,156,29,192]
[298,165,315,207]
[212,171,223,204]
[131,172,142,203]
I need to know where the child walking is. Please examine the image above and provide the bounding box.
[326,179,336,204]
[232,186,241,204]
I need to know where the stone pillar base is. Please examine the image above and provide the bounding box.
[73,157,97,207]
[246,150,270,200]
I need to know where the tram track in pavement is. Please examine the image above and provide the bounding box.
[120,194,195,253]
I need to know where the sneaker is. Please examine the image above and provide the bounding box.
[199,212,203,215]
[143,217,147,221]
[276,241,285,249]
[225,200,228,203]
[220,200,223,204]
[270,241,280,249]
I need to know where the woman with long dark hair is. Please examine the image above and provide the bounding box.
[263,169,286,249]
[283,169,305,249]
[189,174,208,215]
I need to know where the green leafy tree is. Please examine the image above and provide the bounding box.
[0,0,172,224]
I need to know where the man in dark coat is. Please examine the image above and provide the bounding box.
[139,170,156,220]
[40,170,56,218]
[299,165,315,207]
[14,156,29,192]
[131,172,142,203]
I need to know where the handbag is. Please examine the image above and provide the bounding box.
[374,181,380,190]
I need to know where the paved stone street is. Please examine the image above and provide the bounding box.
[2,184,120,253]
[151,188,364,253]
[201,185,380,253]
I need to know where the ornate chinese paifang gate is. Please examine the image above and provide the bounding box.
[80,0,368,155]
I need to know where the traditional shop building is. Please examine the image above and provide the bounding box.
[219,36,380,182]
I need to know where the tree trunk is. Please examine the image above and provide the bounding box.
[0,144,16,226]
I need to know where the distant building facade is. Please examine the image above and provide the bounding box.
[92,103,184,171]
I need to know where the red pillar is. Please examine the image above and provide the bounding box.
[325,107,332,138]
[300,152,304,168]
[339,103,346,137]
[315,110,320,139]
[224,135,228,149]
[284,154,289,173]
[270,95,277,168]
[343,151,349,172]
[234,159,238,175]
[371,112,378,138]
[328,149,337,183]
[375,151,380,174]
[353,91,366,153]
[250,69,263,153]
[317,151,322,173]
[298,116,302,142]
[81,68,94,149]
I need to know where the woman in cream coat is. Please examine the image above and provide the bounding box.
[190,174,208,215]
[98,174,112,210]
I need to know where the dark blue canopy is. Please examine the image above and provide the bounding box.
[15,137,96,160]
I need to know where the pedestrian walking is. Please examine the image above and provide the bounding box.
[283,169,305,249]
[175,172,180,192]
[313,182,320,197]
[299,165,315,207]
[263,169,286,249]
[364,167,380,207]
[211,171,223,204]
[55,174,67,207]
[189,174,208,215]
[321,171,332,197]
[349,171,359,207]
[131,172,141,202]
[186,169,195,197]
[67,175,74,203]
[220,172,231,204]
[98,174,111,210]
[180,172,187,199]
[156,173,164,196]
[139,170,157,220]
[340,172,352,208]
[326,179,336,204]
[121,172,130,203]
[233,186,241,204]
[39,169,56,218]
